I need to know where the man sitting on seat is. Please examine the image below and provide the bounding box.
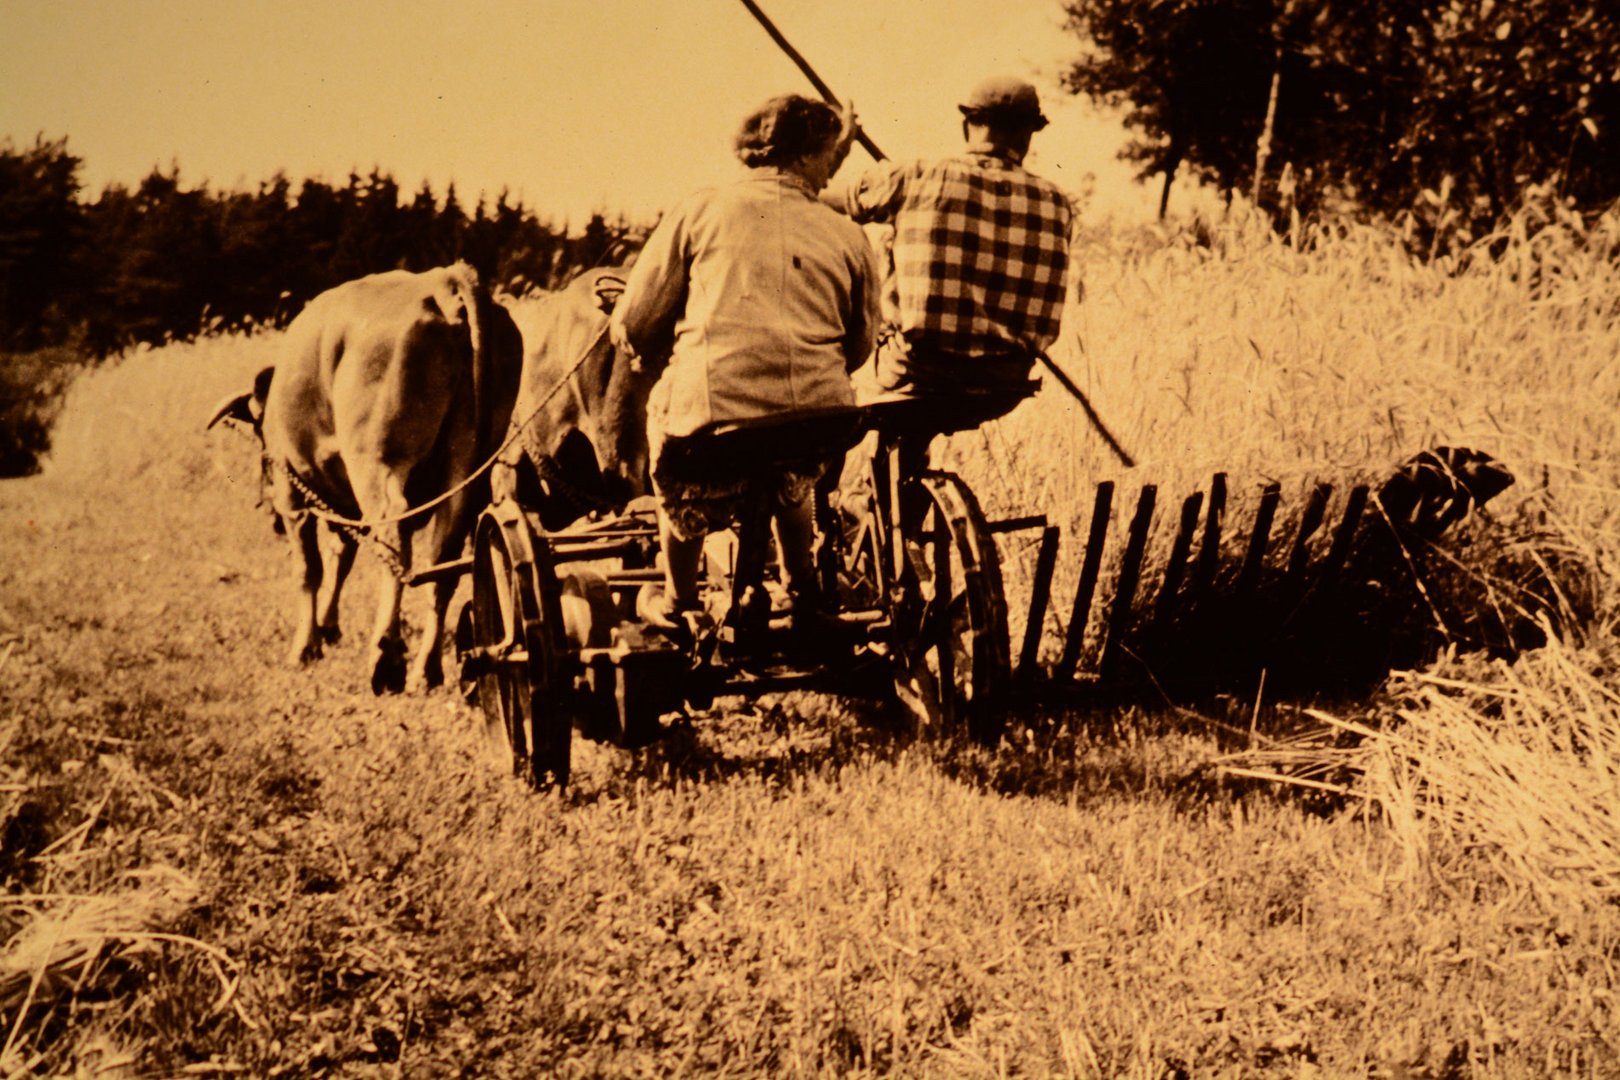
[610,93,881,629]
[823,75,1077,462]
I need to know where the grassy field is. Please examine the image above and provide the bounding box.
[3,208,1618,1077]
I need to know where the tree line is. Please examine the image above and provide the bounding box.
[1063,0,1620,242]
[0,135,643,358]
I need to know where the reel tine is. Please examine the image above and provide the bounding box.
[1056,480,1114,681]
[1099,485,1157,684]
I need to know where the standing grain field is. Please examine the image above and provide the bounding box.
[3,211,1617,1077]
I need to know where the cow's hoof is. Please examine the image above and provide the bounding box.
[290,641,323,667]
[318,624,343,646]
[370,640,408,695]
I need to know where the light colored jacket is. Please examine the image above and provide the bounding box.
[613,170,882,440]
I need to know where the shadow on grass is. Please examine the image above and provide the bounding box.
[569,679,1358,819]
[928,697,1359,813]
[575,692,912,800]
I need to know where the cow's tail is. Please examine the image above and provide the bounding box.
[447,262,486,459]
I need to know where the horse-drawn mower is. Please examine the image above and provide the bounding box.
[450,376,1526,792]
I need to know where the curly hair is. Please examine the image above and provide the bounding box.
[733,94,842,168]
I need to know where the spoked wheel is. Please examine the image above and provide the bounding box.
[891,472,1011,744]
[469,503,572,789]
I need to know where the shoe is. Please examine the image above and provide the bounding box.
[636,585,702,634]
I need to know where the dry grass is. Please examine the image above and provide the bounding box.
[1365,640,1620,907]
[47,331,278,491]
[0,866,226,1070]
[4,207,1619,1075]
[1221,637,1620,912]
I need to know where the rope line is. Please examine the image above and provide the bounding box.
[280,320,612,532]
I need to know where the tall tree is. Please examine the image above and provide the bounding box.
[214,173,296,329]
[97,166,223,346]
[0,136,85,350]
[1062,0,1620,232]
[1062,0,1278,214]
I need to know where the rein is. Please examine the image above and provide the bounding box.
[278,319,613,533]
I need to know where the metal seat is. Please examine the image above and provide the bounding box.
[654,406,868,488]
[859,381,1040,441]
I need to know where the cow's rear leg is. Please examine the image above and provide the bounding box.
[287,515,325,666]
[406,503,468,694]
[367,549,408,695]
[368,559,408,695]
[361,475,410,696]
[315,526,358,646]
[407,445,474,694]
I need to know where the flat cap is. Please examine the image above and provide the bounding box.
[958,75,1049,130]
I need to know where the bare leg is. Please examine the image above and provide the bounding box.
[659,512,704,608]
[772,495,818,602]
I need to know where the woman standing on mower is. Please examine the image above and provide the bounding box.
[610,93,882,626]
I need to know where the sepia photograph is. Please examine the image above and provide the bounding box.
[2,0,1616,1075]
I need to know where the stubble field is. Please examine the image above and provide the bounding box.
[3,208,1618,1077]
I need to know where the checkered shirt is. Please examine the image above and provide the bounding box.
[841,152,1074,357]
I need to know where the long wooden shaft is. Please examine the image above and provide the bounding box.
[736,0,887,162]
[1035,351,1137,468]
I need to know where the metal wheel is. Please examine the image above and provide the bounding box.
[469,504,572,789]
[891,472,1011,743]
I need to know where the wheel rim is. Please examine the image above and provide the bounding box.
[471,512,571,789]
[472,519,530,772]
[894,474,1010,742]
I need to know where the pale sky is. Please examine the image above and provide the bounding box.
[4,0,1159,225]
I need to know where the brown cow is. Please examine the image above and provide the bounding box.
[210,264,523,693]
[496,266,652,528]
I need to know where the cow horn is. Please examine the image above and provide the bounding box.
[592,274,627,314]
[206,390,257,431]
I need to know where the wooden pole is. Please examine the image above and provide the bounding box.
[1153,491,1205,631]
[1316,485,1369,588]
[1190,472,1227,601]
[1017,525,1062,683]
[1035,352,1137,468]
[1286,483,1333,581]
[737,0,887,162]
[1237,482,1283,597]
